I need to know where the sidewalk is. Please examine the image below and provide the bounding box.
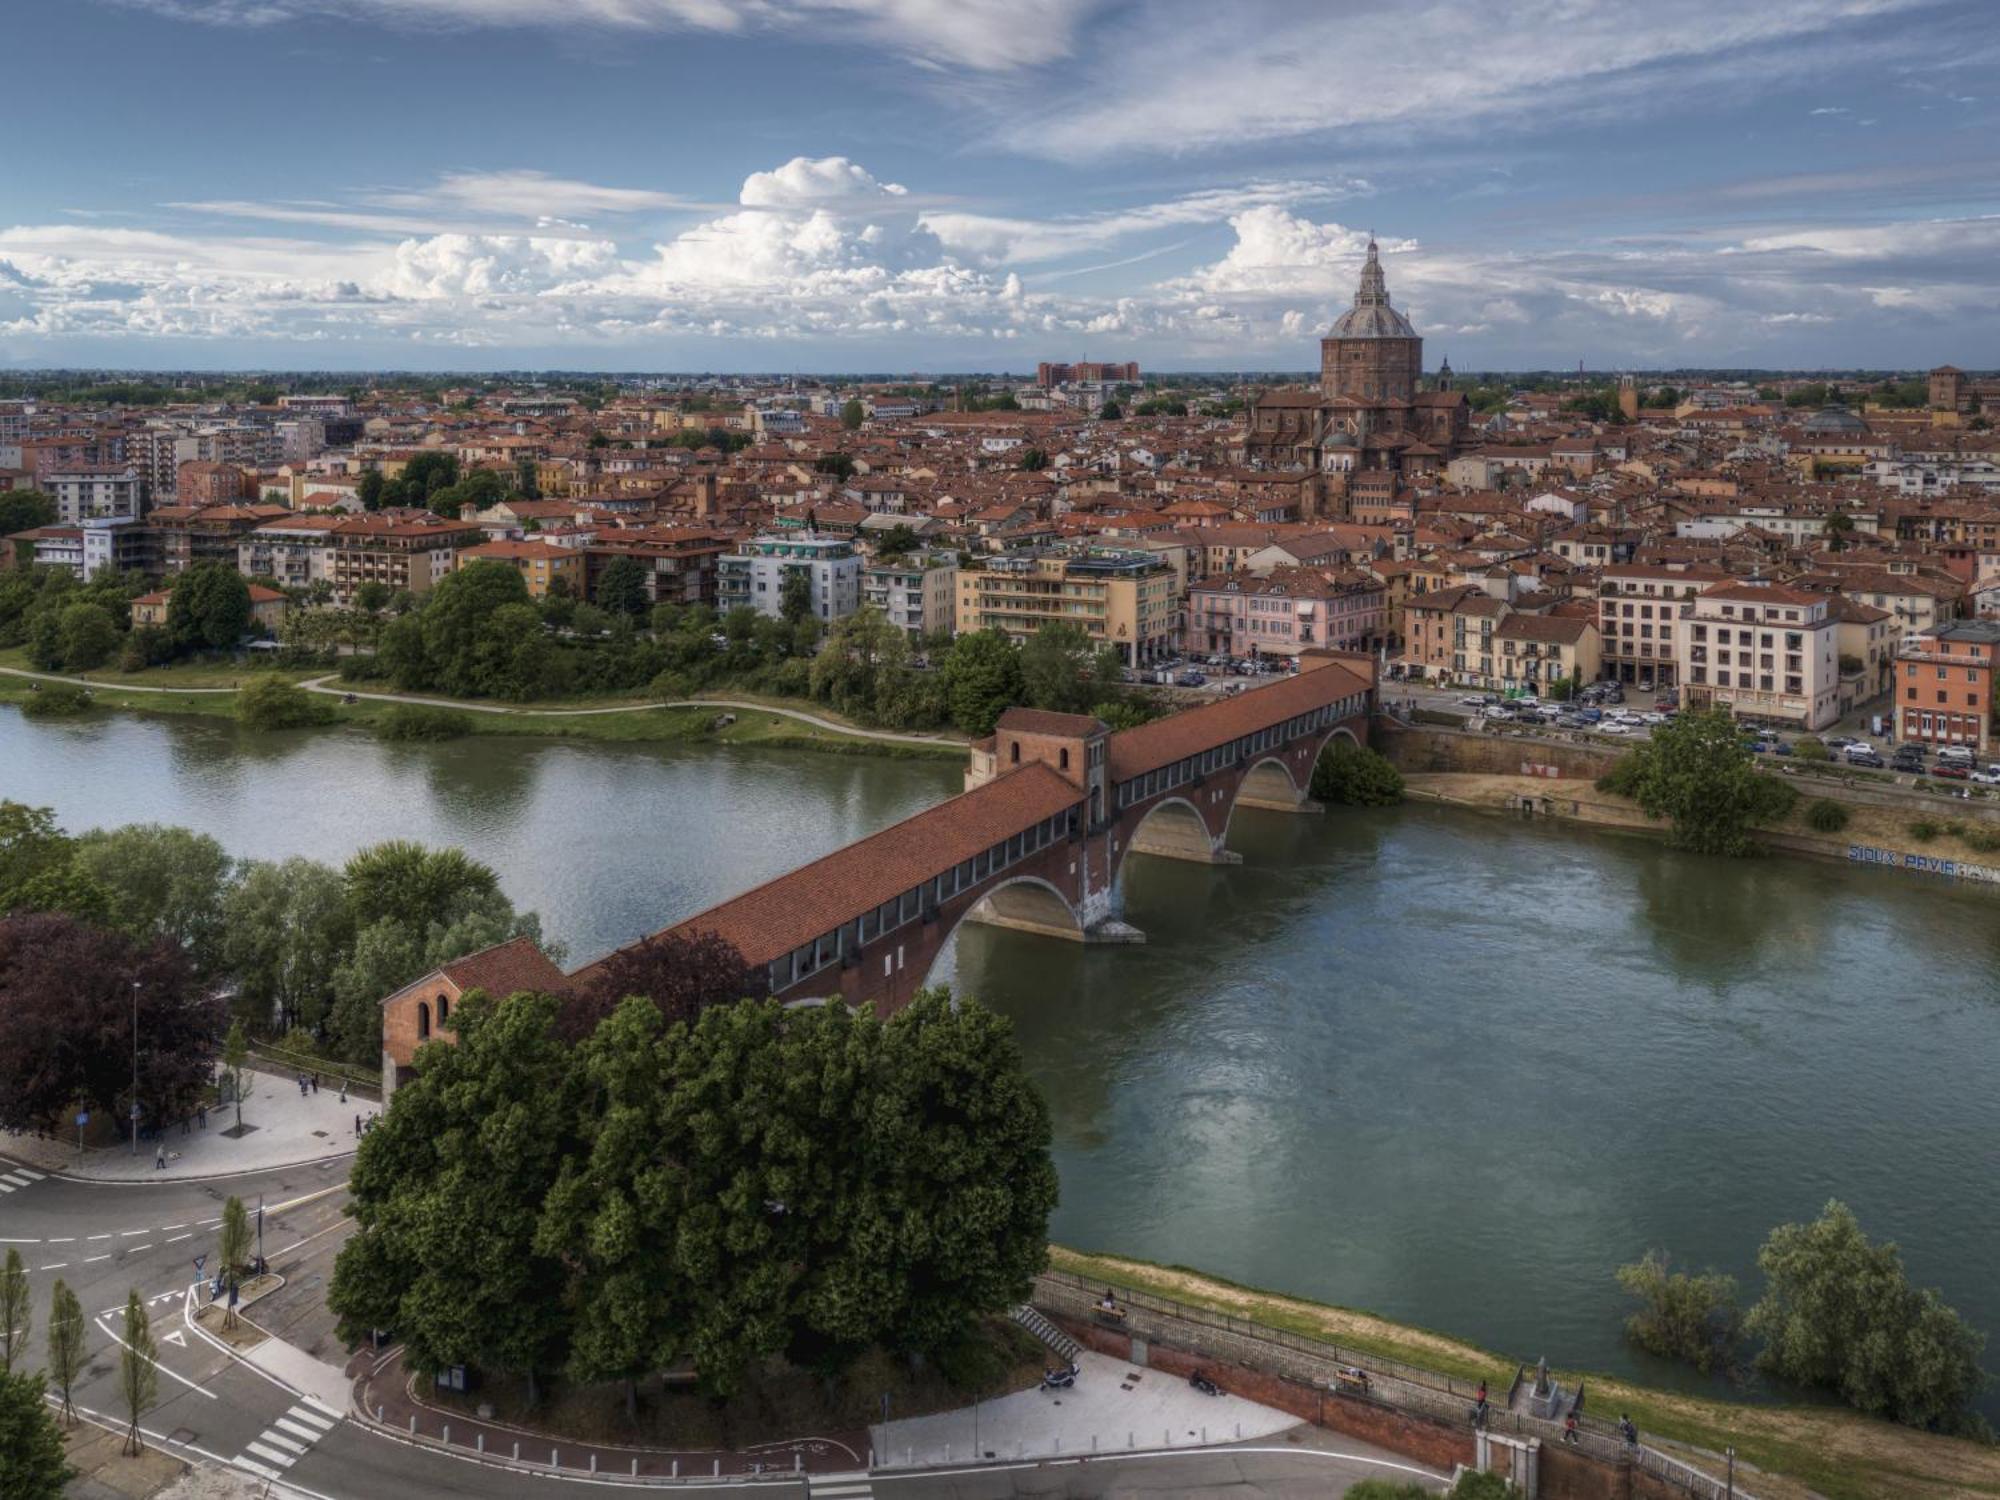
[873,1351,1298,1468]
[353,1348,869,1479]
[1,1066,375,1181]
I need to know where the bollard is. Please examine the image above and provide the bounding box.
[375,1405,383,1423]
[590,1454,597,1474]
[477,1434,484,1455]
[512,1441,520,1461]
[1201,1427,1207,1445]
[442,1424,449,1446]
[713,1459,720,1477]
[1053,1436,1060,1455]
[794,1453,801,1472]
[552,1448,558,1468]
[1091,1435,1098,1452]
[1128,1432,1134,1450]
[944,1445,950,1464]
[632,1458,639,1477]
[408,1415,416,1435]
[1234,1423,1241,1440]
[671,1461,678,1478]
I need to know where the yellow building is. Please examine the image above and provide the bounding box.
[457,539,584,599]
[955,548,1179,668]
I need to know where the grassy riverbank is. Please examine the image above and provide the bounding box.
[0,658,967,761]
[1052,1246,2000,1500]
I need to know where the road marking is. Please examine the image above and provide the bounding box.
[13,1168,42,1179]
[272,1418,320,1443]
[234,1457,286,1481]
[128,1243,152,1253]
[91,1313,217,1400]
[0,1182,15,1193]
[120,1229,147,1237]
[166,1233,192,1243]
[160,1223,186,1230]
[162,1330,187,1347]
[261,1429,308,1454]
[234,1402,338,1479]
[83,1254,109,1263]
[38,1262,66,1271]
[0,1173,32,1187]
[47,1237,72,1244]
[246,1440,296,1467]
[87,1234,111,1241]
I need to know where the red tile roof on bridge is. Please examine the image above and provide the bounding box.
[1106,663,1369,784]
[638,761,1084,968]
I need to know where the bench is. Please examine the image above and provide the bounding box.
[1094,1302,1129,1324]
[1330,1366,1371,1396]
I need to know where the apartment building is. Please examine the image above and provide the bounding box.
[955,547,1178,668]
[863,552,957,639]
[1895,619,2000,755]
[1188,566,1386,659]
[582,528,729,609]
[1678,583,1841,730]
[1491,615,1600,695]
[239,515,336,590]
[325,514,485,605]
[718,532,861,623]
[1596,563,1732,689]
[47,465,143,525]
[458,538,584,599]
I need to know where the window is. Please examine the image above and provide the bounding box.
[417,1001,431,1039]
[1010,741,1020,764]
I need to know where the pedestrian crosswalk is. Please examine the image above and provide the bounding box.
[808,1472,874,1500]
[234,1398,341,1481]
[0,1166,45,1193]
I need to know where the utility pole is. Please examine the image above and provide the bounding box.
[129,980,141,1155]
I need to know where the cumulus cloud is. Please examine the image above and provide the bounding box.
[380,234,624,298]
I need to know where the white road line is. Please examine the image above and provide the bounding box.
[291,1403,338,1428]
[120,1229,147,1237]
[260,1429,308,1453]
[38,1262,66,1271]
[0,1182,15,1193]
[83,1254,109,1263]
[233,1458,285,1482]
[13,1168,43,1179]
[87,1233,111,1241]
[1,1173,32,1187]
[0,1238,39,1244]
[166,1233,192,1243]
[160,1223,186,1230]
[47,1237,72,1244]
[272,1418,320,1443]
[128,1243,152,1253]
[245,1440,297,1467]
[91,1313,217,1400]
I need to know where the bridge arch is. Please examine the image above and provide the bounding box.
[1124,793,1227,866]
[1237,754,1304,806]
[923,874,1086,987]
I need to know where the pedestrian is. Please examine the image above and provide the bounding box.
[197,1104,207,1129]
[311,1072,319,1095]
[354,1113,362,1137]
[155,1143,166,1170]
[182,1114,190,1135]
[338,1079,347,1104]
[1476,1379,1487,1406]
[1563,1413,1579,1446]
[1619,1413,1638,1447]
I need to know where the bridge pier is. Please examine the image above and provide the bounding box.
[962,881,1147,945]
[1234,791,1325,815]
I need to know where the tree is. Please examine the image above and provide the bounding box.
[1746,1200,1986,1431]
[0,1367,71,1498]
[344,841,499,931]
[778,567,813,626]
[1310,741,1405,807]
[873,523,919,559]
[594,555,649,618]
[0,914,222,1133]
[840,399,865,431]
[0,802,78,913]
[1020,621,1118,716]
[941,629,1024,737]
[413,560,534,697]
[329,990,578,1405]
[814,452,856,479]
[222,1019,252,1132]
[218,1197,253,1328]
[353,580,391,614]
[810,605,908,718]
[166,561,252,653]
[57,602,118,671]
[73,823,234,978]
[357,470,386,512]
[0,489,56,542]
[0,1248,26,1371]
[396,451,459,505]
[1098,400,1123,420]
[44,1279,85,1428]
[1018,447,1049,471]
[1825,511,1854,552]
[559,928,758,1040]
[1615,1250,1741,1374]
[514,457,541,500]
[222,857,352,1032]
[1619,708,1796,856]
[118,1288,157,1454]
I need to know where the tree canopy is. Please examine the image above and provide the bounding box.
[1605,709,1797,855]
[167,561,253,652]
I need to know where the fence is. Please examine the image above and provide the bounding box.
[246,1041,382,1102]
[1034,1270,1755,1500]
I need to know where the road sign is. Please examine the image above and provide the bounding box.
[192,1254,206,1279]
[130,1103,141,1119]
[75,1110,88,1127]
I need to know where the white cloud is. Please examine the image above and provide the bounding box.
[107,0,1096,69]
[380,234,624,298]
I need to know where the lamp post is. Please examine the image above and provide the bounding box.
[129,980,141,1155]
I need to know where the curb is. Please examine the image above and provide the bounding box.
[0,1146,357,1186]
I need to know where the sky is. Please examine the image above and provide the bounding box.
[2,0,1997,374]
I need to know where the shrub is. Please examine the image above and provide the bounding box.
[1615,1250,1742,1374]
[1805,798,1849,833]
[1310,740,1404,806]
[1962,825,2000,855]
[1595,752,1645,797]
[1909,818,1942,842]
[235,675,336,731]
[19,683,92,719]
[1793,736,1830,763]
[377,705,473,742]
[338,653,387,682]
[1344,1484,1432,1500]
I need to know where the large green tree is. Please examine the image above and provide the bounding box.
[330,990,578,1404]
[221,857,353,1032]
[941,629,1024,738]
[593,555,649,618]
[412,560,537,697]
[73,824,235,977]
[1746,1201,1986,1431]
[1618,709,1796,856]
[57,602,119,671]
[0,1367,72,1498]
[1020,621,1120,717]
[0,489,56,542]
[44,1279,85,1428]
[166,561,253,652]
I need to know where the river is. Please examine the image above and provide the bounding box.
[7,707,1999,1408]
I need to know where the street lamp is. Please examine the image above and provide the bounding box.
[129,980,141,1156]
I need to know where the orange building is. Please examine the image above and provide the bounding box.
[1896,619,2000,754]
[456,538,584,599]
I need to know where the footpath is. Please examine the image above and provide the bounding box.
[1,1065,373,1182]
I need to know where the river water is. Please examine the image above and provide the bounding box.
[7,708,1999,1407]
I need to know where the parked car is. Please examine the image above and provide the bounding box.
[1178,671,1207,687]
[1773,741,1794,756]
[1939,746,1975,765]
[1481,705,1516,720]
[1971,766,2000,786]
[1599,721,1631,735]
[1576,707,1603,723]
[1823,736,1859,752]
[1933,763,1971,780]
[1845,747,1885,768]
[1457,696,1487,708]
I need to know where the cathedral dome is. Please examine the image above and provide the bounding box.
[1329,239,1417,340]
[1803,404,1868,435]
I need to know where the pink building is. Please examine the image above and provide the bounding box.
[1188,567,1386,659]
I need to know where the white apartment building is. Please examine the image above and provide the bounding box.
[48,465,143,524]
[1677,583,1841,730]
[239,516,335,589]
[863,552,957,639]
[717,533,861,623]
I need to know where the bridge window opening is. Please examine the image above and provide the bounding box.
[859,912,876,942]
[417,1000,430,1039]
[900,889,920,922]
[959,858,975,885]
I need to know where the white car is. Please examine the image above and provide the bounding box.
[1599,721,1631,735]
[1971,767,2000,786]
[1481,705,1515,720]
[1457,696,1487,708]
[1641,711,1668,725]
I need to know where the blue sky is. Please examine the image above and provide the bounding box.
[3,0,1997,373]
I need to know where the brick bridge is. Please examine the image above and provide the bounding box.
[601,651,1375,1013]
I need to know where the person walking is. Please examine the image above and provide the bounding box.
[197,1104,207,1129]
[311,1072,319,1095]
[338,1079,347,1104]
[1619,1413,1638,1447]
[354,1113,362,1137]
[154,1143,166,1170]
[1563,1413,1579,1446]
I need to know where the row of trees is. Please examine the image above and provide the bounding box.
[327,985,1057,1412]
[0,804,551,1110]
[0,552,258,672]
[342,557,1160,737]
[1617,1202,1987,1432]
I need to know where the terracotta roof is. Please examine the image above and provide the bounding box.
[996,707,1104,738]
[635,762,1084,967]
[437,935,568,999]
[1107,661,1368,784]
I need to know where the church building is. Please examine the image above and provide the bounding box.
[1240,240,1469,488]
